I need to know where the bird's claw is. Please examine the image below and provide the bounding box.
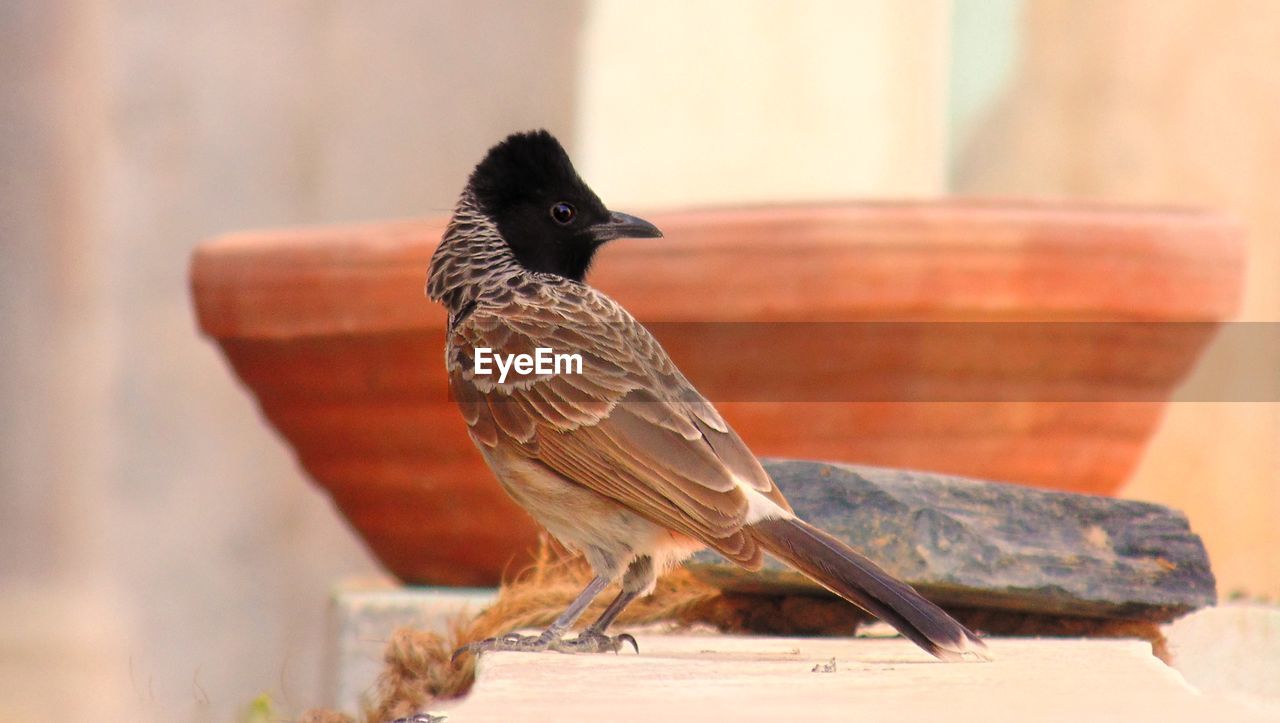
[552,631,639,655]
[452,630,639,660]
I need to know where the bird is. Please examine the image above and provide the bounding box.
[428,130,987,661]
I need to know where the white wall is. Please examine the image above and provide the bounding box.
[1,2,585,720]
[576,0,952,207]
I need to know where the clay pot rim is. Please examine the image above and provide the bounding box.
[198,198,1241,251]
[191,199,1244,340]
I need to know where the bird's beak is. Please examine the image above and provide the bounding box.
[590,211,663,243]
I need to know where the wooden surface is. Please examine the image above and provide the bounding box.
[440,633,1271,723]
[190,202,1244,585]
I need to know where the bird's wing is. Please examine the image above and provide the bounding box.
[447,288,790,566]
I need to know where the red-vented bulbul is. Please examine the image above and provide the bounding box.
[429,130,986,661]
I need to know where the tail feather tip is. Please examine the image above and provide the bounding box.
[935,632,993,662]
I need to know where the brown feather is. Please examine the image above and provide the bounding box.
[443,289,779,564]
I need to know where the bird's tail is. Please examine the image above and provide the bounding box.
[748,516,988,661]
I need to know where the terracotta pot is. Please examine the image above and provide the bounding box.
[191,202,1243,586]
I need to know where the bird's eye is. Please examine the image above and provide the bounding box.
[549,202,577,225]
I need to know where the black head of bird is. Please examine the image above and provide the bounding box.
[465,130,662,282]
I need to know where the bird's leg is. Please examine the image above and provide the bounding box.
[589,587,641,633]
[553,588,641,653]
[554,556,651,654]
[454,575,610,659]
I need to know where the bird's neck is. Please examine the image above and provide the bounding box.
[426,190,527,318]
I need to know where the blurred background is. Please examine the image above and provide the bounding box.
[2,1,1277,720]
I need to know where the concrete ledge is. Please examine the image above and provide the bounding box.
[1164,604,1280,714]
[449,635,1269,723]
[323,584,1278,721]
[322,581,496,713]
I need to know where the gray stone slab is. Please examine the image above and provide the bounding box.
[687,460,1216,620]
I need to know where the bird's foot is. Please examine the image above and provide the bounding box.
[552,630,639,654]
[452,632,553,661]
[452,629,639,660]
